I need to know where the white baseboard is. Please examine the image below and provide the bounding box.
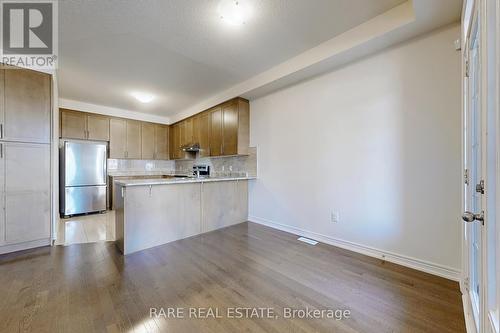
[0,238,51,255]
[248,215,461,281]
[461,291,478,333]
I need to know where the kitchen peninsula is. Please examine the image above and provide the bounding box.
[114,176,254,254]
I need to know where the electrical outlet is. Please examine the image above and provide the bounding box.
[331,211,340,223]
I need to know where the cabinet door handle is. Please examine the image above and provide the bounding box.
[0,124,3,139]
[0,143,3,158]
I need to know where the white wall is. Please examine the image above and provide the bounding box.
[248,24,462,274]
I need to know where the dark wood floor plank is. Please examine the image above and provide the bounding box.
[0,222,465,333]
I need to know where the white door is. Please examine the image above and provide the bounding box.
[462,2,499,332]
[463,13,484,327]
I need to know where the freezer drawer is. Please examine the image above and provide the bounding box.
[64,185,107,216]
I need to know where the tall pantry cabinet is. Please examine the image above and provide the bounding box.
[0,67,52,254]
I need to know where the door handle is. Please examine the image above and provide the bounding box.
[0,124,3,139]
[475,180,485,194]
[462,211,484,223]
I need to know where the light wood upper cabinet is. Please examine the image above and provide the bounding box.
[3,69,51,143]
[60,109,109,141]
[170,97,249,158]
[60,109,87,139]
[142,122,169,160]
[193,113,210,157]
[87,114,110,141]
[60,109,170,160]
[141,123,155,160]
[59,97,248,160]
[109,118,127,158]
[154,125,169,160]
[183,118,194,144]
[209,107,223,156]
[178,119,193,149]
[236,99,250,155]
[178,121,186,149]
[169,123,181,160]
[209,98,249,156]
[222,101,239,156]
[220,98,249,156]
[126,120,142,159]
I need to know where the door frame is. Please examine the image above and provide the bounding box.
[462,4,485,331]
[461,1,500,332]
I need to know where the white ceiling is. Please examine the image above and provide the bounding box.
[58,0,407,117]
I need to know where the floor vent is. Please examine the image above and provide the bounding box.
[297,237,318,245]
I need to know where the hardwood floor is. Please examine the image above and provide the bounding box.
[0,222,465,333]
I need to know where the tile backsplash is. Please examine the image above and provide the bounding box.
[175,147,257,177]
[108,147,257,177]
[108,159,175,174]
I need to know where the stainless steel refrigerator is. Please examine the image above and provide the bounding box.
[60,141,107,217]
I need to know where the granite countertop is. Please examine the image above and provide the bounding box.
[114,176,256,187]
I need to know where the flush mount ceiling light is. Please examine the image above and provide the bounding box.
[131,92,155,103]
[218,0,251,26]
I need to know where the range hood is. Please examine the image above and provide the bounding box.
[181,143,200,152]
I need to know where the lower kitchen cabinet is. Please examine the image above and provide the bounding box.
[115,182,202,254]
[201,180,248,232]
[114,179,249,255]
[0,142,50,248]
